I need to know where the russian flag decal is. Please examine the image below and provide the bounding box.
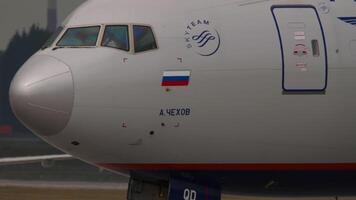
[162,71,191,86]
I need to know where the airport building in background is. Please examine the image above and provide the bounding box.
[47,0,58,32]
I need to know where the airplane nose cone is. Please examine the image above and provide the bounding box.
[9,55,74,136]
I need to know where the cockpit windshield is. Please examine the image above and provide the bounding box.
[42,26,64,50]
[101,25,130,51]
[47,24,157,53]
[57,26,100,47]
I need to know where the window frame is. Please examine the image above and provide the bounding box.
[51,23,158,54]
[131,24,158,54]
[100,24,130,52]
[41,26,67,50]
[42,26,65,50]
[56,25,102,48]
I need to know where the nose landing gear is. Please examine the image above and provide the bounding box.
[128,177,168,200]
[127,176,221,200]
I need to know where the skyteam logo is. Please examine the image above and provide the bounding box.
[338,17,356,26]
[184,19,221,56]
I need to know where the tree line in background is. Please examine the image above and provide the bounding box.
[0,25,52,133]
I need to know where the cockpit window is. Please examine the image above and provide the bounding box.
[42,26,64,50]
[57,26,100,47]
[101,25,129,51]
[133,25,157,53]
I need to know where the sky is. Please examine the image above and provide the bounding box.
[0,0,86,50]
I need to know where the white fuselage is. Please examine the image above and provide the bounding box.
[11,0,356,172]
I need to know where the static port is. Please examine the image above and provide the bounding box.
[71,141,80,146]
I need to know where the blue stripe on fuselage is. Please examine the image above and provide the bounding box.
[162,76,190,81]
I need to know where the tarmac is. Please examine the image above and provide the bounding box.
[0,181,355,200]
[0,180,128,190]
[0,186,126,200]
[1,187,355,200]
[1,137,356,200]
